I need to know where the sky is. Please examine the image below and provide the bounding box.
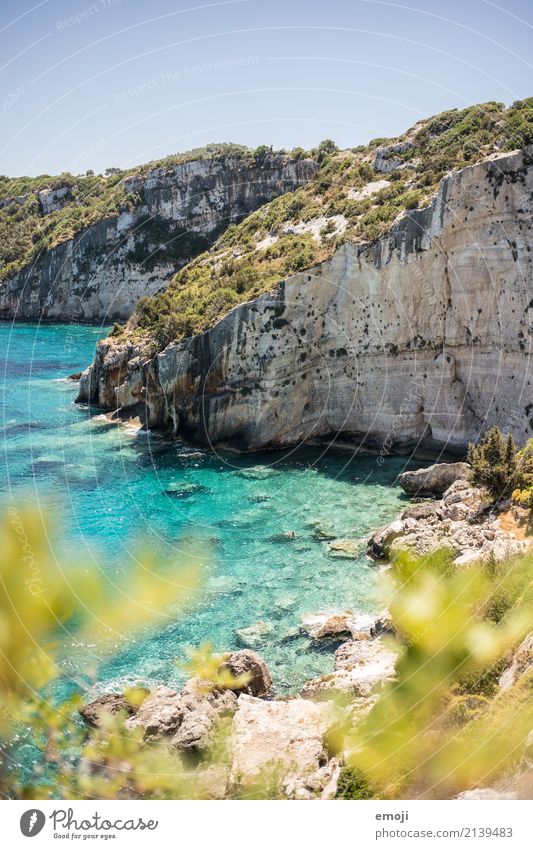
[0,0,532,176]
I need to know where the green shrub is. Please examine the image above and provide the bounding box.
[467,427,519,500]
[335,766,375,799]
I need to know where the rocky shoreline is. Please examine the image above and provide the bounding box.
[79,461,532,799]
[368,463,530,566]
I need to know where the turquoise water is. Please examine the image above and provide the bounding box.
[1,323,421,699]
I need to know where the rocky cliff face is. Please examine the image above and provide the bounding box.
[0,155,317,322]
[79,147,533,453]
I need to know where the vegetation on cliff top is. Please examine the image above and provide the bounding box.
[0,143,305,284]
[125,98,533,349]
[2,98,533,342]
[468,426,533,507]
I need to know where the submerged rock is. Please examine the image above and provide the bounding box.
[234,621,273,649]
[235,467,280,480]
[163,482,211,498]
[327,538,362,558]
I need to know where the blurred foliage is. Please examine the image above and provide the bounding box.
[1,504,532,800]
[335,548,533,799]
[0,505,211,799]
[182,642,250,694]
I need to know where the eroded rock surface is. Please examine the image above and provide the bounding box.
[398,462,469,497]
[1,155,317,322]
[229,694,339,798]
[79,149,533,453]
[124,680,237,752]
[301,639,398,699]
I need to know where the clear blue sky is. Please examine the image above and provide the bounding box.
[1,0,532,176]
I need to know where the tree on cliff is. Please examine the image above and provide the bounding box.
[467,427,519,500]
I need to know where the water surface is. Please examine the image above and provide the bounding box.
[1,322,422,697]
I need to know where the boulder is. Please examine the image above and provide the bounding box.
[221,649,273,698]
[370,610,396,638]
[126,680,238,752]
[301,639,397,699]
[401,502,441,521]
[369,478,527,565]
[230,694,337,797]
[398,462,469,497]
[367,519,404,559]
[125,685,184,737]
[300,610,375,641]
[441,479,485,520]
[79,693,138,727]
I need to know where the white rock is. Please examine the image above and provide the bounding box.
[301,639,397,698]
[230,694,336,795]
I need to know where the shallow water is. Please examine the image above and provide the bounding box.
[1,323,425,699]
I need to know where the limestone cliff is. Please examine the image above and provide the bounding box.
[79,147,533,453]
[0,155,317,322]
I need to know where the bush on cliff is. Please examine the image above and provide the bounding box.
[467,427,519,500]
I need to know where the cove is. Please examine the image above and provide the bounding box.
[1,323,425,700]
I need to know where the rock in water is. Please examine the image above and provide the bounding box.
[79,693,138,727]
[398,462,469,497]
[300,610,375,641]
[234,621,273,649]
[221,649,273,698]
[367,519,404,559]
